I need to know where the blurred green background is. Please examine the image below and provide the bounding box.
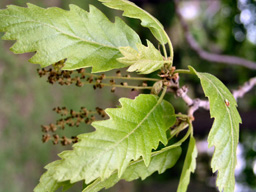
[0,0,256,192]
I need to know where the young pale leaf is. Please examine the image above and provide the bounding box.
[151,81,163,95]
[189,66,241,192]
[118,40,166,74]
[98,0,169,46]
[0,4,141,72]
[177,135,197,192]
[35,94,176,191]
[83,145,182,192]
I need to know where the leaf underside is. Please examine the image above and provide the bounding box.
[34,94,176,191]
[177,135,197,192]
[83,145,182,192]
[190,66,241,192]
[118,40,166,74]
[98,0,168,45]
[0,3,141,72]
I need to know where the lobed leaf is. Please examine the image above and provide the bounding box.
[118,40,167,74]
[34,162,73,192]
[0,3,141,72]
[98,0,169,46]
[177,135,197,192]
[83,145,182,192]
[35,94,176,191]
[189,66,241,192]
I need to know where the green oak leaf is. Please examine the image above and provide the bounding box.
[0,4,141,72]
[83,145,182,192]
[35,94,176,191]
[177,135,197,192]
[189,66,241,192]
[118,40,167,74]
[34,162,73,192]
[98,0,169,46]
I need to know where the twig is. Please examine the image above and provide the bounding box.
[176,85,209,118]
[233,77,256,100]
[174,0,256,70]
[174,77,256,118]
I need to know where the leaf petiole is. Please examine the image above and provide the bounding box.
[161,34,174,67]
[158,86,168,102]
[169,122,189,141]
[175,114,189,119]
[174,69,193,74]
[168,123,192,147]
[162,43,168,60]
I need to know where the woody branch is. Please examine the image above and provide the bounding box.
[174,77,256,118]
[233,77,256,101]
[175,85,209,118]
[172,0,256,116]
[174,0,256,70]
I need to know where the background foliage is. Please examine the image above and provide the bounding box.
[0,0,255,192]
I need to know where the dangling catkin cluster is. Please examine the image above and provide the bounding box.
[37,67,152,92]
[41,106,107,146]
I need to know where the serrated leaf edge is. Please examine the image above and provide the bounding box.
[189,66,241,192]
[83,144,182,192]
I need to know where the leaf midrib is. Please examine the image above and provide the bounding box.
[106,96,162,154]
[1,14,118,50]
[77,97,164,176]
